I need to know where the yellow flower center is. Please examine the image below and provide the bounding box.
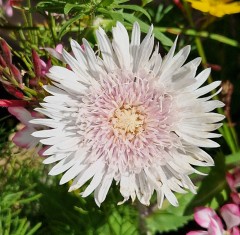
[111,105,144,140]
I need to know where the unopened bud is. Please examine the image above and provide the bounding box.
[0,39,12,65]
[10,64,22,84]
[32,49,42,77]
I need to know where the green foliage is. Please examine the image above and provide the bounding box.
[146,192,194,233]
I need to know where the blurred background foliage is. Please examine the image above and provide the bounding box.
[0,0,240,234]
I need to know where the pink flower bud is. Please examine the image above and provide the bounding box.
[32,49,42,77]
[0,99,27,107]
[10,64,22,84]
[0,55,7,67]
[0,39,12,65]
[3,84,24,99]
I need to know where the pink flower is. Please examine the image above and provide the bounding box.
[187,207,224,235]
[226,168,240,204]
[227,168,240,192]
[220,204,240,230]
[187,206,240,235]
[0,0,13,17]
[8,107,40,149]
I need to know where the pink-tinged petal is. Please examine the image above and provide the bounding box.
[227,172,236,191]
[233,168,240,189]
[44,47,64,61]
[220,204,240,229]
[208,217,224,235]
[8,107,32,125]
[231,227,240,235]
[55,44,63,54]
[231,192,240,205]
[38,146,50,157]
[12,126,37,149]
[186,231,208,235]
[194,207,217,228]
[1,100,27,107]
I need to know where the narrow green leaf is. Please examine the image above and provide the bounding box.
[98,8,124,21]
[100,0,114,7]
[58,14,83,39]
[225,151,240,165]
[64,3,85,14]
[114,4,151,21]
[26,223,42,235]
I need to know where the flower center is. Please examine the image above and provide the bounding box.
[111,104,144,141]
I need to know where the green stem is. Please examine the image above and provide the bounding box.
[183,1,239,153]
[49,14,57,45]
[21,85,37,97]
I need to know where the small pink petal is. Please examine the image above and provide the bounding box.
[8,107,32,125]
[231,192,240,205]
[227,172,236,191]
[220,204,240,229]
[5,4,13,17]
[44,47,64,61]
[208,217,224,235]
[55,44,63,54]
[231,227,240,235]
[38,145,50,157]
[12,126,37,148]
[186,231,208,235]
[194,207,217,228]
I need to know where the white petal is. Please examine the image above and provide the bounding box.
[96,27,117,71]
[112,22,130,70]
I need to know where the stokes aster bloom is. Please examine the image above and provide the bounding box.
[31,22,224,207]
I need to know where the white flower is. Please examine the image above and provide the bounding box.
[31,22,224,207]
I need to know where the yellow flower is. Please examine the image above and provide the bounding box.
[186,0,240,17]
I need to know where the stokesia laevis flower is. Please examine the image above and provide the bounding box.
[31,22,224,207]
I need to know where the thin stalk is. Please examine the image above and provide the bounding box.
[183,1,239,153]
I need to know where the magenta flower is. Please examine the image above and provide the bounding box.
[187,206,240,235]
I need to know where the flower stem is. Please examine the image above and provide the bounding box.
[183,1,239,153]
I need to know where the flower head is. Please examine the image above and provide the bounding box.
[31,22,224,207]
[186,0,240,17]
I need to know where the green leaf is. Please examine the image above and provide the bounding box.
[98,8,124,21]
[96,205,138,235]
[146,213,192,233]
[58,14,83,39]
[114,4,151,21]
[225,150,240,165]
[146,192,195,233]
[122,13,173,46]
[100,0,114,7]
[184,153,227,215]
[64,3,85,14]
